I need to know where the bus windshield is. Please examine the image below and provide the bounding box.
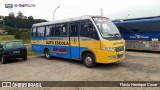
[93,17,121,39]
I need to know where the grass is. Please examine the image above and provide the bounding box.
[0,35,19,42]
[0,35,30,44]
[27,46,40,56]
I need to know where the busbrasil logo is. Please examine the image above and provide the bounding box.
[5,4,13,8]
[5,4,36,8]
[14,4,18,7]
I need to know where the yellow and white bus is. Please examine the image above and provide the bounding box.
[31,15,125,68]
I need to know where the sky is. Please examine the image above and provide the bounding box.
[0,0,160,21]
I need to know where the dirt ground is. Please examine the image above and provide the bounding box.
[0,51,160,90]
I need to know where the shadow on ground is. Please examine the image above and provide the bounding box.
[37,56,124,70]
[127,49,160,54]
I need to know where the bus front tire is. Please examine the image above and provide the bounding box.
[45,49,52,60]
[83,53,96,68]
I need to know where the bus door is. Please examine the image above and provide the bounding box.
[69,22,80,59]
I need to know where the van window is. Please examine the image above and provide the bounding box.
[81,21,99,40]
[45,25,55,37]
[70,23,79,37]
[46,26,51,37]
[37,27,45,37]
[55,24,67,37]
[47,24,68,37]
[50,25,55,36]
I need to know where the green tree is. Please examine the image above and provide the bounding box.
[14,31,21,39]
[9,12,15,18]
[17,11,24,19]
[28,16,34,19]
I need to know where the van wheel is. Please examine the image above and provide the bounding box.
[1,56,6,64]
[83,53,96,68]
[45,49,52,60]
[22,56,27,61]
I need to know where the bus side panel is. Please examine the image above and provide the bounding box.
[31,37,47,54]
[121,33,160,51]
[32,44,45,54]
[70,46,79,59]
[50,45,70,59]
[114,19,160,51]
[69,37,80,59]
[80,40,101,63]
[31,39,71,59]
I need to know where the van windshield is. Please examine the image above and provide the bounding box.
[93,17,121,39]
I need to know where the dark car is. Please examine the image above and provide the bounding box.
[0,40,27,64]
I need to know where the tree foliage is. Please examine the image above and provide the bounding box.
[9,12,15,17]
[1,11,47,43]
[3,11,47,28]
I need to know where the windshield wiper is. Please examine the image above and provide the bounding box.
[108,33,121,38]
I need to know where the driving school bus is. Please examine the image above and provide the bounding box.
[31,15,125,68]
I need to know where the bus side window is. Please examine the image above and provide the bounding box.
[70,23,79,37]
[37,27,45,37]
[50,25,55,36]
[32,28,37,37]
[81,21,99,40]
[55,24,67,37]
[61,24,67,37]
[46,26,50,37]
[55,25,61,37]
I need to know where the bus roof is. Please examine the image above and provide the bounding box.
[113,16,160,24]
[32,15,106,27]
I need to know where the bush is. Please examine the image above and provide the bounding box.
[5,26,18,35]
[14,29,31,43]
[21,30,30,39]
[14,31,21,39]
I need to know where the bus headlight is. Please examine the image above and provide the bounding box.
[102,47,115,51]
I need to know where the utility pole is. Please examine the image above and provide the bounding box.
[100,8,103,16]
[53,6,60,21]
[125,14,130,19]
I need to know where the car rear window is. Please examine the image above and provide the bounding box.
[6,41,24,49]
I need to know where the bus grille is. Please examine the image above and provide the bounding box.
[116,46,124,52]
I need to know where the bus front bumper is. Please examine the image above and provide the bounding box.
[100,50,125,64]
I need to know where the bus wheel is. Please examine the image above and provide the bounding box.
[45,49,52,60]
[83,53,96,68]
